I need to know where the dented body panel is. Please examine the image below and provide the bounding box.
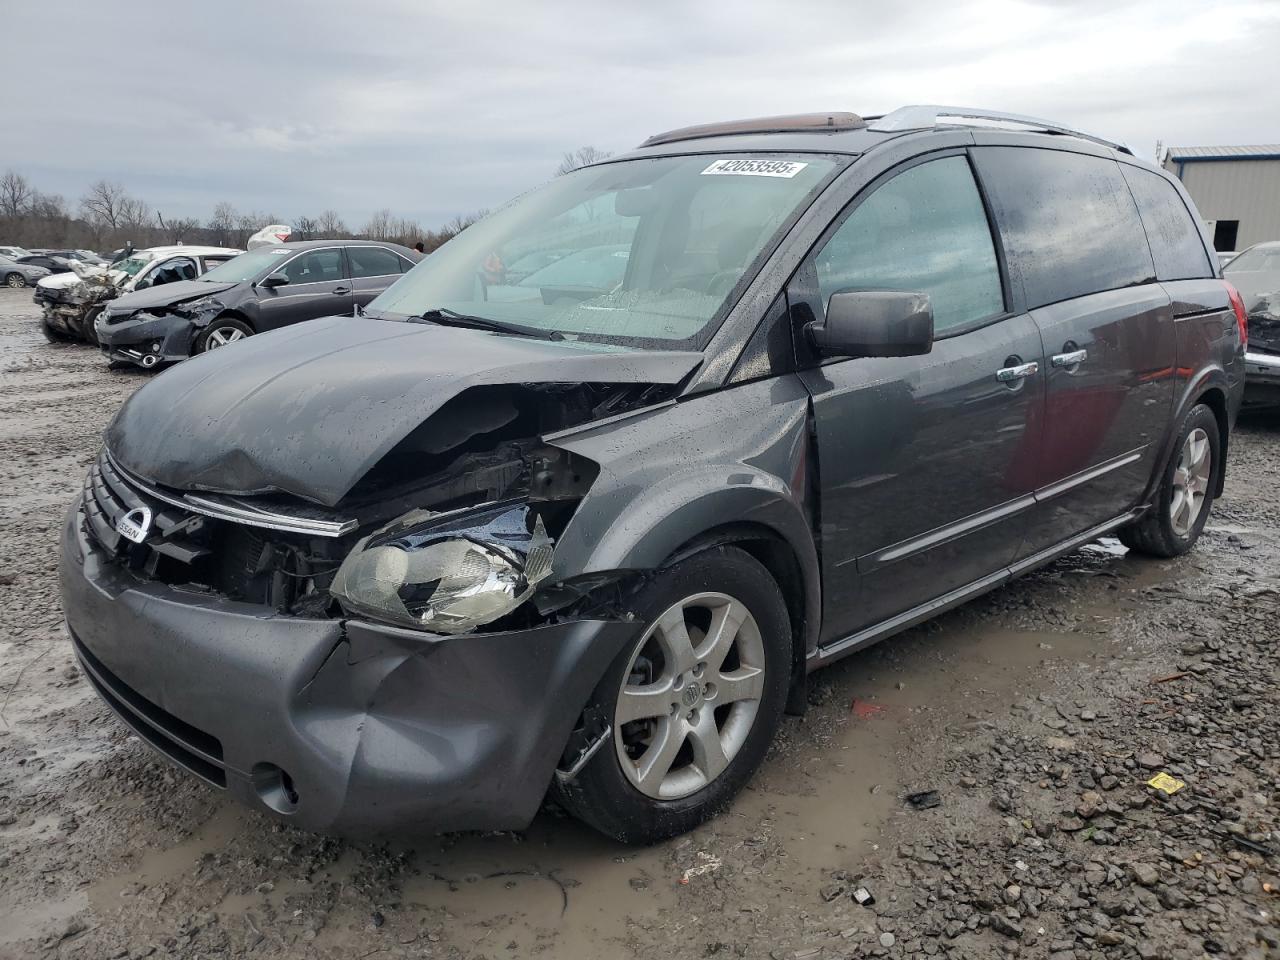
[106,315,701,506]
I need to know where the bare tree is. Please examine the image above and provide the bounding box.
[316,209,347,238]
[555,146,612,176]
[157,211,200,243]
[80,180,131,232]
[361,208,394,239]
[0,171,34,218]
[207,201,237,245]
[294,215,318,240]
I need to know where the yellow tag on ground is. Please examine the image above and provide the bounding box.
[1147,772,1185,795]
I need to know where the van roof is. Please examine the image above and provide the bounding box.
[623,105,1131,161]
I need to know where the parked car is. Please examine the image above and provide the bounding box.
[1217,251,1238,268]
[17,253,72,274]
[36,245,242,343]
[0,245,32,260]
[61,107,1244,844]
[1223,240,1280,406]
[0,255,51,288]
[96,240,420,368]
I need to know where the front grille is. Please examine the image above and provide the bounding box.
[80,452,343,609]
[71,629,227,788]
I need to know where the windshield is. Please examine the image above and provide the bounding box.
[199,247,293,283]
[369,154,837,347]
[114,254,155,278]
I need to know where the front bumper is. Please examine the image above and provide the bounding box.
[96,311,196,368]
[1243,349,1280,407]
[59,498,637,836]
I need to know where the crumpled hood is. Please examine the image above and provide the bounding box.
[106,315,701,507]
[107,279,239,314]
[37,271,89,291]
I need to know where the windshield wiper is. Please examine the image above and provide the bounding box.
[407,307,562,340]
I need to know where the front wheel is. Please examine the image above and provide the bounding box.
[4,273,26,288]
[1119,403,1220,557]
[556,545,791,843]
[195,316,253,353]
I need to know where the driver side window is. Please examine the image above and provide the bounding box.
[815,156,1004,333]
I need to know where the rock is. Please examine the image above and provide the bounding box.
[1003,884,1021,905]
[989,914,1023,939]
[1136,752,1165,770]
[879,932,896,948]
[819,881,847,902]
[1076,791,1105,818]
[1127,862,1159,887]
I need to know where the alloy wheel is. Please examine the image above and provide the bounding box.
[205,326,246,349]
[614,592,766,800]
[1170,426,1212,537]
[6,274,25,288]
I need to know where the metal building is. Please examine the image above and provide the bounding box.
[1162,145,1280,253]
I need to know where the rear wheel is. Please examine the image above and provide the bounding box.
[1119,403,1220,557]
[4,272,25,288]
[195,316,253,353]
[555,545,791,843]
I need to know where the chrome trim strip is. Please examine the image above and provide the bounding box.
[814,507,1143,667]
[104,451,358,538]
[1033,447,1145,503]
[1245,350,1280,370]
[857,494,1035,573]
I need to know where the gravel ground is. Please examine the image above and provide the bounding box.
[0,285,1276,959]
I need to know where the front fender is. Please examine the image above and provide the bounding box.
[548,375,821,654]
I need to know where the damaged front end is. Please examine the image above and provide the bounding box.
[37,261,124,343]
[84,377,673,626]
[96,296,225,369]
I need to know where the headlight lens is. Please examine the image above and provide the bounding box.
[330,506,553,634]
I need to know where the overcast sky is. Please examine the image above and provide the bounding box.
[8,0,1279,231]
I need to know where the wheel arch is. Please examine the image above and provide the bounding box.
[204,308,256,332]
[1146,369,1232,504]
[658,521,814,715]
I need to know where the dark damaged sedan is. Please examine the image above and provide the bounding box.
[94,240,419,368]
[60,108,1246,843]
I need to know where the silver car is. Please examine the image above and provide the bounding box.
[0,255,51,288]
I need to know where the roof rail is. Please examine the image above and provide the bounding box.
[867,105,1131,155]
[641,112,865,148]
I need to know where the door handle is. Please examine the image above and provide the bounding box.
[333,286,351,295]
[996,360,1039,382]
[1051,348,1088,368]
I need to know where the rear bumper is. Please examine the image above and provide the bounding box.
[59,497,637,837]
[1243,350,1280,407]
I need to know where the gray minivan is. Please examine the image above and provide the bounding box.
[59,107,1246,843]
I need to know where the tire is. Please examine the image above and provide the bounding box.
[195,316,253,353]
[41,317,75,343]
[4,272,25,288]
[1119,403,1220,558]
[556,545,791,843]
[78,306,104,346]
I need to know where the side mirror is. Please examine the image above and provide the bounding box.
[260,272,290,288]
[806,290,934,358]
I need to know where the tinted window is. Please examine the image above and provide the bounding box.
[815,156,1004,332]
[200,256,233,272]
[974,147,1154,309]
[347,246,403,279]
[1120,166,1213,281]
[281,249,344,284]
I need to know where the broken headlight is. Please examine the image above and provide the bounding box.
[330,504,553,634]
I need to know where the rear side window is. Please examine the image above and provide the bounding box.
[347,246,404,279]
[973,147,1155,309]
[1120,165,1214,281]
[814,156,1004,332]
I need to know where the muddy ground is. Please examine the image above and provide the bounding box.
[0,285,1276,959]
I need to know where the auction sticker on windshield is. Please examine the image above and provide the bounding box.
[701,159,808,178]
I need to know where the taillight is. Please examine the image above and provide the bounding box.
[1225,281,1248,349]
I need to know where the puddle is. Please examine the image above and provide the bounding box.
[0,890,89,946]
